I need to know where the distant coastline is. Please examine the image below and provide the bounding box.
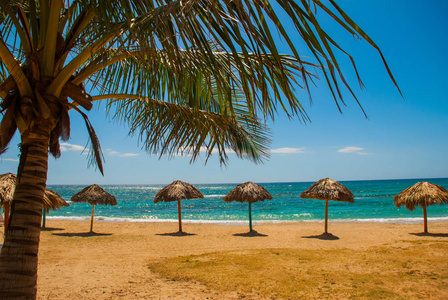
[46,177,448,187]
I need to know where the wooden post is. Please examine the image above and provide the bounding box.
[423,205,428,233]
[177,199,182,232]
[324,200,329,234]
[42,209,46,228]
[90,205,95,232]
[249,202,253,232]
[4,202,9,230]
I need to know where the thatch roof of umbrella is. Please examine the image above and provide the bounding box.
[71,184,117,232]
[223,181,273,203]
[223,181,272,233]
[71,184,117,206]
[154,180,204,203]
[43,189,70,212]
[0,173,15,205]
[300,178,354,235]
[394,181,448,233]
[154,180,204,233]
[0,172,69,211]
[300,178,354,203]
[394,181,448,211]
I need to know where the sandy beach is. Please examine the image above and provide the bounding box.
[1,220,447,299]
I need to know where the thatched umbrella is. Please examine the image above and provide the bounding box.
[300,178,354,234]
[0,173,15,230]
[71,184,117,232]
[154,180,204,233]
[223,181,273,232]
[42,189,70,228]
[0,173,69,229]
[394,181,448,233]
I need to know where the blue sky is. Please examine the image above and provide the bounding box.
[1,0,447,185]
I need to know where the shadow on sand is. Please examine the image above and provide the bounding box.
[156,231,196,237]
[410,232,448,238]
[302,232,340,240]
[233,230,268,237]
[53,232,112,237]
[41,227,65,232]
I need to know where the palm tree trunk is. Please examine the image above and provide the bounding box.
[0,131,50,299]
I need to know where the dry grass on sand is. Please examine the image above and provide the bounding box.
[149,242,448,299]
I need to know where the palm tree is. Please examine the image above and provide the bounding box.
[0,0,399,298]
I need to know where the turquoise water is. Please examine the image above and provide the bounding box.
[47,178,448,224]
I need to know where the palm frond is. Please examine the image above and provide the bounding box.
[100,0,397,115]
[70,105,104,175]
[0,0,401,169]
[0,38,32,97]
[85,46,317,123]
[100,94,270,165]
[52,0,398,120]
[0,96,17,152]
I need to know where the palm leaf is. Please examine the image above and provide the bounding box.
[70,105,104,175]
[58,0,400,118]
[85,47,316,122]
[100,93,270,165]
[0,0,401,168]
[111,0,354,111]
[0,97,17,152]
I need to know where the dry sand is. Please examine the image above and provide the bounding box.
[1,220,447,299]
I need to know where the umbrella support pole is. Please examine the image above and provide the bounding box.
[249,202,253,232]
[42,209,46,228]
[177,199,182,233]
[324,200,329,234]
[423,205,428,233]
[4,202,9,231]
[90,205,95,232]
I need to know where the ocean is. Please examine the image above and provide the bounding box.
[46,178,448,224]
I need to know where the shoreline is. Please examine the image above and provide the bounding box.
[45,215,448,224]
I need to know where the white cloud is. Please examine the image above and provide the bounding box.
[60,143,140,157]
[2,158,19,162]
[107,150,140,158]
[199,147,232,154]
[338,146,369,155]
[60,143,86,152]
[117,153,140,158]
[271,147,305,154]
